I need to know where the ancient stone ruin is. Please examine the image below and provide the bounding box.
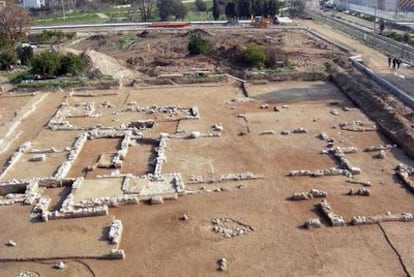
[318,199,345,226]
[211,217,254,238]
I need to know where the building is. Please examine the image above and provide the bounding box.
[20,0,46,8]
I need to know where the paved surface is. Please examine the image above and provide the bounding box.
[301,19,414,98]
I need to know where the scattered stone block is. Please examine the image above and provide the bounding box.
[292,128,308,134]
[180,214,189,221]
[281,130,289,135]
[217,257,228,271]
[150,195,164,205]
[29,154,46,162]
[6,240,16,247]
[304,218,321,229]
[54,261,67,270]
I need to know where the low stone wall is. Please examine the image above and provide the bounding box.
[352,212,413,225]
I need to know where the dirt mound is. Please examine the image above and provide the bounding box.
[82,49,141,85]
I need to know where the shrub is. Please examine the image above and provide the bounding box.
[0,48,17,70]
[30,51,61,78]
[195,0,207,11]
[16,45,34,65]
[242,43,265,68]
[59,53,85,76]
[188,34,212,55]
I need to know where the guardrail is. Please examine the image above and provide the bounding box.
[306,9,414,64]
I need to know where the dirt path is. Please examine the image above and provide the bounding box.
[299,19,414,97]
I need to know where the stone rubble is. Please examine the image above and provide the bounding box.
[107,249,126,259]
[290,189,328,200]
[318,199,345,226]
[260,104,269,109]
[347,188,371,196]
[16,271,39,277]
[352,212,414,225]
[281,130,289,135]
[109,219,123,245]
[320,147,361,175]
[211,217,254,238]
[226,98,256,104]
[339,121,377,132]
[304,218,322,229]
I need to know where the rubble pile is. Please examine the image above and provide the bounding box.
[108,219,123,245]
[320,146,361,175]
[352,212,414,225]
[290,189,327,200]
[318,199,345,226]
[211,217,254,238]
[339,121,377,132]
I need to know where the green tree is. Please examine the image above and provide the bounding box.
[242,43,265,68]
[237,0,251,18]
[188,33,212,55]
[0,47,17,70]
[59,53,85,76]
[30,51,61,78]
[289,0,305,17]
[225,2,237,18]
[212,0,220,20]
[157,0,187,20]
[195,0,207,11]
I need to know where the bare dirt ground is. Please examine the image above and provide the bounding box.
[0,28,413,277]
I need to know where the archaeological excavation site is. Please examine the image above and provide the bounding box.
[0,26,413,276]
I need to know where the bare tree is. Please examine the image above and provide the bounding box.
[135,0,155,21]
[0,2,34,45]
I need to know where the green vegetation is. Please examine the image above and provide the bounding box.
[188,34,213,55]
[382,31,414,46]
[242,43,266,68]
[39,30,76,43]
[0,48,17,70]
[30,52,86,79]
[118,34,137,49]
